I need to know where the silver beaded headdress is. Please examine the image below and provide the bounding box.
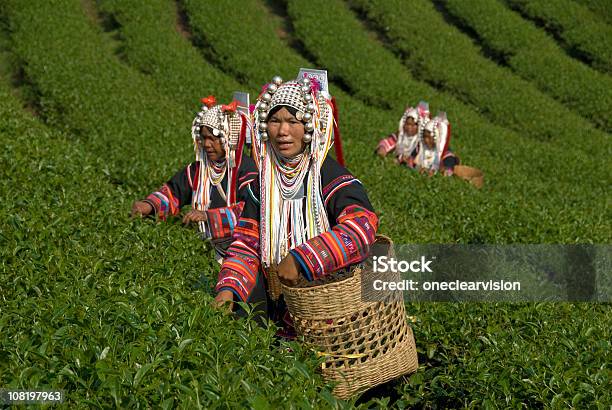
[190,96,246,167]
[398,101,430,138]
[191,96,224,149]
[255,76,331,146]
[396,101,431,158]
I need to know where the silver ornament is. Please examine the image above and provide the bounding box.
[303,133,312,143]
[259,111,268,121]
[258,102,268,111]
[268,83,278,93]
[259,122,268,131]
[212,129,220,136]
[261,131,269,141]
[262,93,272,102]
[305,122,314,132]
[295,111,304,120]
[302,77,311,86]
[301,85,310,93]
[304,94,313,103]
[303,112,312,122]
[220,137,226,144]
[272,76,283,86]
[306,103,316,112]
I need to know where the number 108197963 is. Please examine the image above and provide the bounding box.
[1,389,64,404]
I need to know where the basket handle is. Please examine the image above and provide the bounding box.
[266,263,283,301]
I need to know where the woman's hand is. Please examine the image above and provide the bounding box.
[278,254,300,286]
[131,201,153,218]
[213,290,234,311]
[183,210,207,225]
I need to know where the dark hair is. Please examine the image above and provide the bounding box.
[267,105,299,120]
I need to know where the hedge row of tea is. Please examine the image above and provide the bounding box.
[1,0,610,407]
[580,0,612,25]
[503,0,612,74]
[442,0,612,133]
[97,0,242,110]
[349,0,610,154]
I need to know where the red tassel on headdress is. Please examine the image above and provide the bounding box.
[201,95,216,108]
[221,101,238,114]
[331,96,345,167]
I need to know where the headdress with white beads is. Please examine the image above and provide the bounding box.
[396,101,430,158]
[416,112,451,172]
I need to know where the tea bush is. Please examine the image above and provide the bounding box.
[504,0,612,74]
[442,0,612,132]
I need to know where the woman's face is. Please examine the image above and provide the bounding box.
[403,117,418,136]
[267,107,306,158]
[423,130,435,149]
[198,126,225,162]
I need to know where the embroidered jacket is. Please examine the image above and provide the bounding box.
[143,153,257,253]
[216,155,379,302]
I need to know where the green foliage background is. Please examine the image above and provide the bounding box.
[0,0,609,408]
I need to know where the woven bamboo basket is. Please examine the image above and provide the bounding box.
[454,165,484,188]
[281,235,418,399]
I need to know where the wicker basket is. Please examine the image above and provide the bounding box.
[454,165,484,188]
[281,235,418,399]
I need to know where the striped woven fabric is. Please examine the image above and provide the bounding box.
[290,205,378,281]
[145,184,179,220]
[206,202,245,241]
[376,133,398,155]
[216,217,261,301]
[216,205,378,301]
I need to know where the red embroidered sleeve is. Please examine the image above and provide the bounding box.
[145,184,180,220]
[290,205,379,281]
[376,134,397,155]
[205,202,245,242]
[215,217,261,302]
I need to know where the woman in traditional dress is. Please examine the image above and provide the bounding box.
[406,114,459,176]
[213,77,378,329]
[376,102,430,164]
[130,96,257,258]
